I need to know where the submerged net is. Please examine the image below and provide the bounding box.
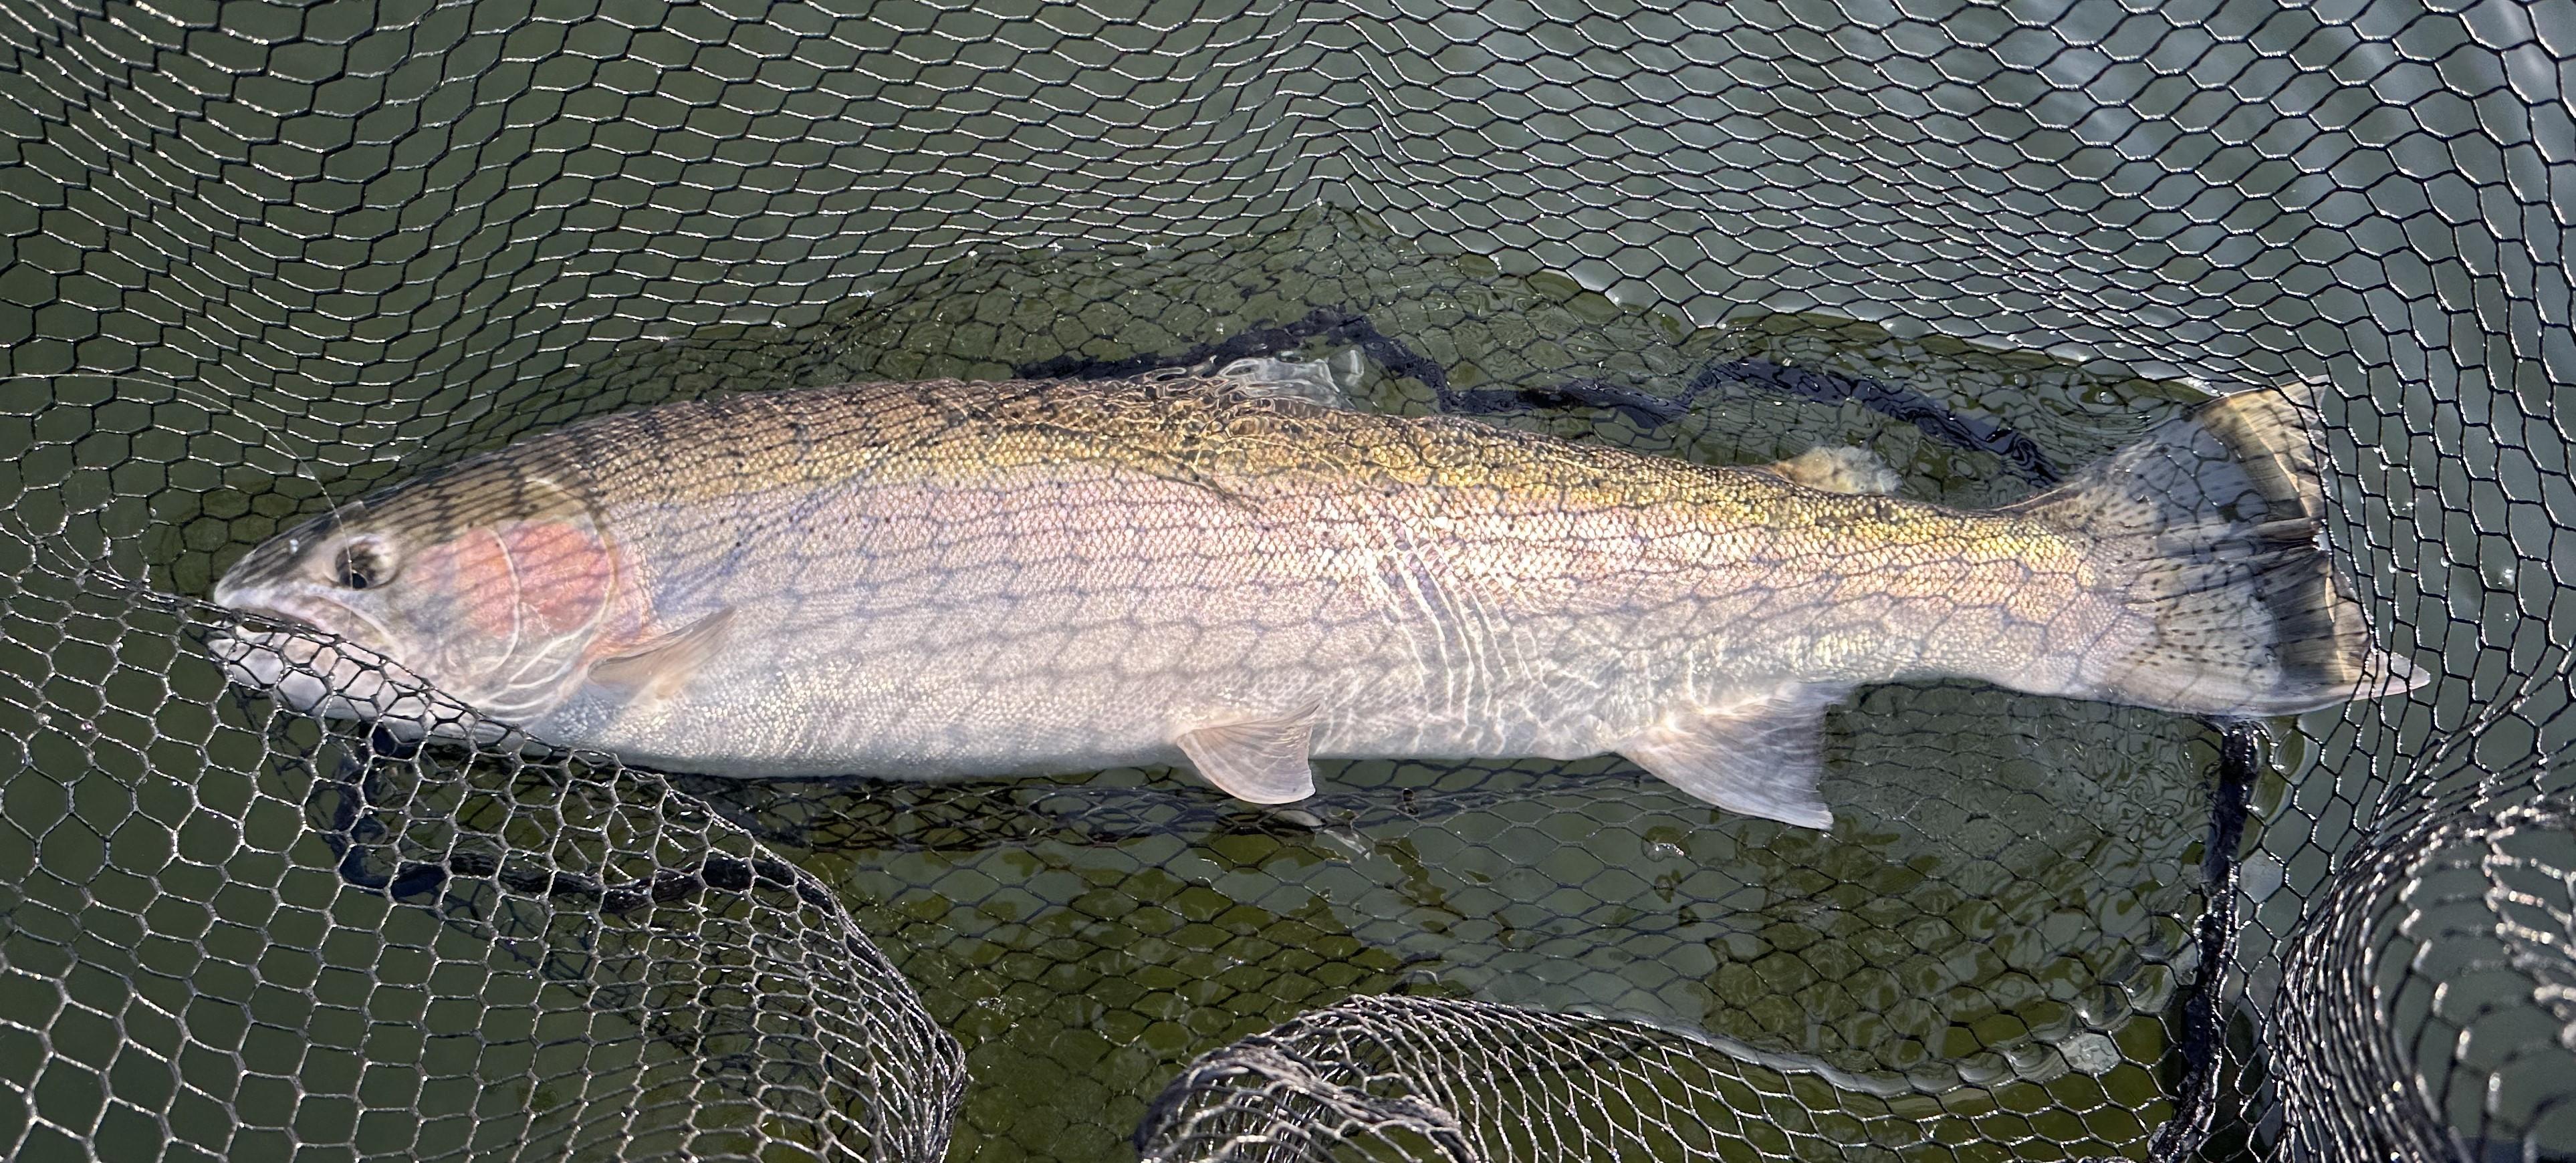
[2,1,2570,1161]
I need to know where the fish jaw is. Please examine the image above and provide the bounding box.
[203,485,657,736]
[205,579,459,737]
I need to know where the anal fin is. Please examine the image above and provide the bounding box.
[1175,707,1320,804]
[1619,684,1849,829]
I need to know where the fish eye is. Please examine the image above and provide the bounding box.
[333,537,398,590]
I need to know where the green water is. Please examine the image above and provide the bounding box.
[2,208,2303,1161]
[623,212,2232,1159]
[9,0,2572,1154]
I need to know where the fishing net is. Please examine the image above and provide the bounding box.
[1,1,2569,1161]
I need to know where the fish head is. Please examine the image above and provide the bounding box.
[209,465,638,733]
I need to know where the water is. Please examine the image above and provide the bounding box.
[752,214,2231,1160]
[15,0,2576,1152]
[0,207,2327,1160]
[6,0,2567,1150]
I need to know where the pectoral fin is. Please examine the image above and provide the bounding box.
[1175,708,1320,804]
[589,608,734,702]
[1620,684,1849,829]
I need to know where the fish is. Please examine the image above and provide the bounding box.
[207,361,2428,829]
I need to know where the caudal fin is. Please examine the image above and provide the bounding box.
[2010,381,2428,717]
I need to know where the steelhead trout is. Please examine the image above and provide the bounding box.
[209,365,2424,828]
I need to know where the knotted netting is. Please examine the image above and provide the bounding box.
[1,1,2569,1161]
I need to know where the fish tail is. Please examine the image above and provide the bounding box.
[2009,380,2428,717]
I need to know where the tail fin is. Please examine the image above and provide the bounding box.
[2010,381,2428,717]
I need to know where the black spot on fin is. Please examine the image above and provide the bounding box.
[2008,381,2428,715]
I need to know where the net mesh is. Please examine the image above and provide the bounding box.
[2,1,2569,1161]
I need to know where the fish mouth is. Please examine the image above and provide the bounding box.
[223,603,320,634]
[210,588,389,653]
[203,592,441,727]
